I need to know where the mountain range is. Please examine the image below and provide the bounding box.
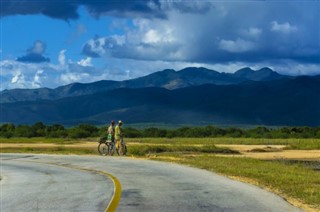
[0,67,286,103]
[1,67,319,126]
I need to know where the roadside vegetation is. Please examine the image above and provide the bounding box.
[1,122,320,139]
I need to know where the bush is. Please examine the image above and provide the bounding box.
[0,123,15,138]
[124,127,143,138]
[15,125,35,138]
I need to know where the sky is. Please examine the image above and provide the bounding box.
[0,0,319,90]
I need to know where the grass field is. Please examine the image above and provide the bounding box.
[126,137,320,150]
[1,137,319,211]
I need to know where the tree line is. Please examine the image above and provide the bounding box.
[1,122,320,139]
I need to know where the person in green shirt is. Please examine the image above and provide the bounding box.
[115,120,123,150]
[107,120,115,142]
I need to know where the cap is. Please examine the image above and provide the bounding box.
[118,120,123,124]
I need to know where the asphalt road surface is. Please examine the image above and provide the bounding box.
[1,153,301,212]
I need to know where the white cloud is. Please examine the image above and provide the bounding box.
[81,1,318,68]
[31,40,46,54]
[58,49,67,65]
[11,71,24,84]
[77,57,92,67]
[219,38,258,53]
[60,72,90,84]
[270,21,297,33]
[32,70,45,88]
[143,28,175,44]
[242,27,262,39]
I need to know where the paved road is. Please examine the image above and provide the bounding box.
[1,154,301,212]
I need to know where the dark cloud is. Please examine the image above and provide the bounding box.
[83,0,165,19]
[0,0,164,20]
[82,36,126,58]
[16,40,50,63]
[1,1,79,20]
[0,0,213,20]
[82,43,101,58]
[162,1,213,14]
[17,53,50,63]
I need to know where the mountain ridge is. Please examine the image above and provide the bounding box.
[1,75,319,126]
[0,67,289,103]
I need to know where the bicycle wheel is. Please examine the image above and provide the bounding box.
[98,143,109,156]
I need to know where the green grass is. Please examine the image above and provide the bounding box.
[126,137,320,150]
[127,144,238,156]
[1,137,319,150]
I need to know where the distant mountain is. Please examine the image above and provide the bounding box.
[233,67,285,81]
[1,76,319,126]
[0,67,289,103]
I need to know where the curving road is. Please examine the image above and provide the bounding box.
[1,153,301,212]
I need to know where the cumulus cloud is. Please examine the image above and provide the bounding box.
[11,71,24,84]
[17,40,50,63]
[32,70,45,88]
[81,1,319,66]
[58,49,67,65]
[270,21,297,33]
[1,52,98,89]
[60,72,90,84]
[77,57,92,67]
[219,38,258,53]
[241,27,262,39]
[82,19,182,61]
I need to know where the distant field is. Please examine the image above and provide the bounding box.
[126,137,320,150]
[1,137,319,211]
[2,137,319,149]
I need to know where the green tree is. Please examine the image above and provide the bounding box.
[46,124,67,138]
[143,128,167,137]
[15,125,34,137]
[247,126,271,138]
[225,127,244,137]
[124,127,143,138]
[32,122,46,137]
[68,124,99,138]
[0,123,15,138]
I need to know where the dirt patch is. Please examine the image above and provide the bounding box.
[244,150,320,160]
[216,144,287,152]
[216,144,320,160]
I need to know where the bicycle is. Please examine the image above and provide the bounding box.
[98,137,115,156]
[116,137,127,156]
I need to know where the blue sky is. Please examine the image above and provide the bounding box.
[0,0,319,90]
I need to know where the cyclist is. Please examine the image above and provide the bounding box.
[107,120,115,143]
[115,120,123,151]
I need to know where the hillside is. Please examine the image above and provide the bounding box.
[1,76,319,126]
[0,67,288,103]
